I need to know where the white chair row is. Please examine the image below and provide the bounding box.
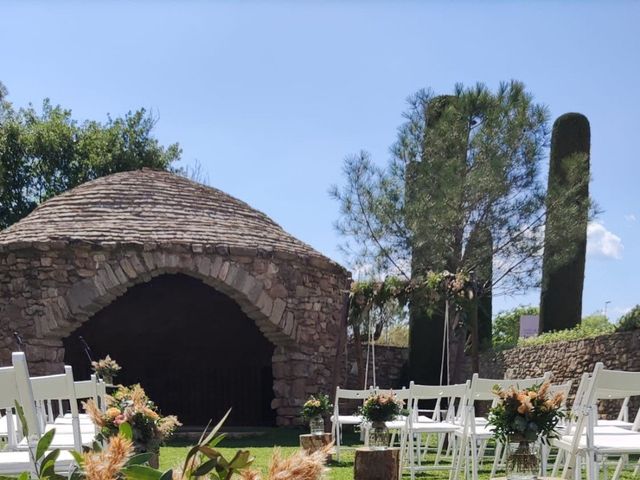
[331,385,415,461]
[330,374,558,477]
[0,352,105,475]
[552,363,640,480]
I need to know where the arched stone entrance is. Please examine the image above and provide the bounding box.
[0,170,352,425]
[64,274,276,426]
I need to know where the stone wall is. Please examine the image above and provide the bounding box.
[345,344,409,389]
[0,240,351,426]
[471,330,640,416]
[340,330,640,416]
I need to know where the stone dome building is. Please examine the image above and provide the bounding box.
[0,169,351,426]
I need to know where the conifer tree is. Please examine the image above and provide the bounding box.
[540,113,590,332]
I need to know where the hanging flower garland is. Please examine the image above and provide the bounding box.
[348,270,474,325]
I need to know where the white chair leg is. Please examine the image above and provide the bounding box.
[610,455,625,480]
[552,448,564,478]
[448,434,458,480]
[574,454,582,480]
[541,443,549,477]
[470,436,480,480]
[490,441,503,478]
[477,439,488,466]
[398,427,408,479]
[409,432,416,480]
[434,432,446,466]
[334,422,341,462]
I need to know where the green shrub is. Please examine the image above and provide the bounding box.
[492,306,539,350]
[518,319,614,347]
[581,313,610,330]
[617,305,640,332]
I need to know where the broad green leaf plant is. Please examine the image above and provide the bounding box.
[4,405,253,480]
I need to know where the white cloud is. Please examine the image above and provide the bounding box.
[587,222,624,260]
[624,213,637,222]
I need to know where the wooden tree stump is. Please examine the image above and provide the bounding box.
[299,433,333,457]
[354,447,400,480]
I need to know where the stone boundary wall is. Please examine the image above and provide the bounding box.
[475,330,640,381]
[472,330,640,417]
[341,330,640,417]
[344,344,408,390]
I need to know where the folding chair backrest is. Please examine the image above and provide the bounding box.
[31,366,79,417]
[550,379,573,409]
[375,387,411,406]
[571,372,590,414]
[335,387,373,400]
[468,372,552,402]
[74,375,99,402]
[572,371,633,423]
[0,352,41,448]
[333,387,373,418]
[408,382,468,423]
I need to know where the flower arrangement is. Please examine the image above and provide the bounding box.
[85,384,181,462]
[91,355,121,383]
[301,394,332,420]
[488,381,565,444]
[12,405,329,480]
[359,392,403,423]
[488,382,565,477]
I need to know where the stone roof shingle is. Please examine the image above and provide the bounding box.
[0,169,332,262]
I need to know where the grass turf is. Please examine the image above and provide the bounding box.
[160,428,640,479]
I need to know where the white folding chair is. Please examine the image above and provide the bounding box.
[400,382,469,480]
[453,372,552,480]
[18,366,96,452]
[331,386,372,461]
[0,352,75,475]
[54,374,101,430]
[553,363,640,480]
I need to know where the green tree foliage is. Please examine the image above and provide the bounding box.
[617,305,640,332]
[332,81,550,383]
[581,312,611,330]
[0,81,181,229]
[540,113,590,332]
[492,305,540,350]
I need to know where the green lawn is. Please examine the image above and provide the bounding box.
[160,428,640,479]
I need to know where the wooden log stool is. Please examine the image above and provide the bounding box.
[299,433,333,460]
[354,447,400,480]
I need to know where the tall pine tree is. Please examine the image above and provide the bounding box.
[333,81,549,382]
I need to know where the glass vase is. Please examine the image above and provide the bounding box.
[368,421,390,450]
[505,437,540,480]
[309,415,324,435]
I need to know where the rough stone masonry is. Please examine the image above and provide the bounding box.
[0,169,352,426]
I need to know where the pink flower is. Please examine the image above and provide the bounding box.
[114,414,126,426]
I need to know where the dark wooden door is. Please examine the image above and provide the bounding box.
[64,274,276,426]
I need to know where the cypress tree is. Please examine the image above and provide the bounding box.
[407,95,465,385]
[540,113,590,332]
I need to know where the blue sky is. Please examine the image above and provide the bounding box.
[2,1,639,320]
